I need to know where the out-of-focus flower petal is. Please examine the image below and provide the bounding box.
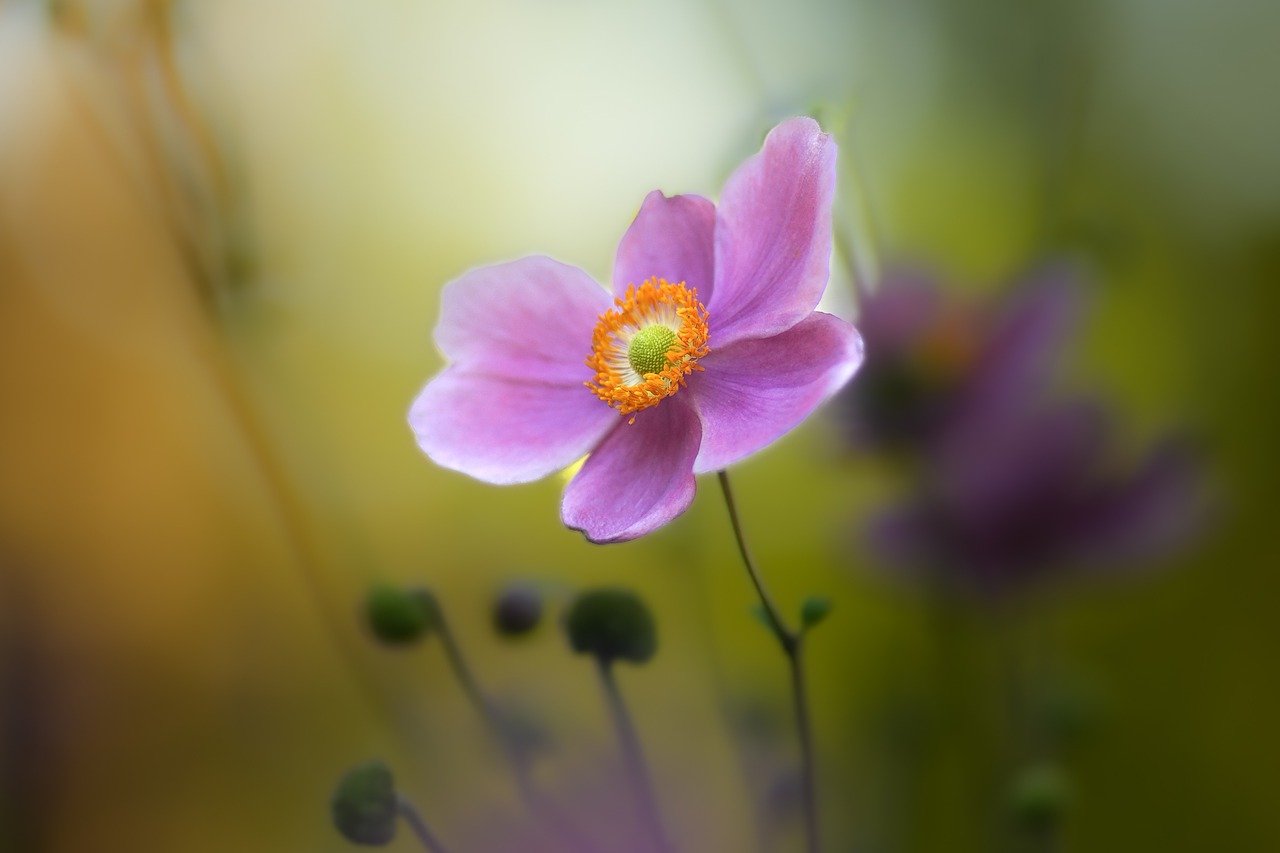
[936,400,1110,536]
[958,262,1082,427]
[709,117,837,347]
[690,312,862,473]
[1069,437,1208,565]
[409,368,615,485]
[612,191,716,299]
[434,256,610,385]
[865,504,938,574]
[561,397,701,543]
[855,270,948,353]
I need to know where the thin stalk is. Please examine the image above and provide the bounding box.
[431,604,597,852]
[836,123,884,302]
[717,471,821,853]
[595,658,674,853]
[397,796,452,853]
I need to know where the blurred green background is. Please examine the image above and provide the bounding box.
[1,0,1276,850]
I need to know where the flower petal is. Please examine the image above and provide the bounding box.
[409,368,616,485]
[691,312,863,473]
[561,397,701,543]
[957,262,1082,427]
[1067,436,1208,567]
[434,256,611,384]
[612,190,716,301]
[709,117,837,347]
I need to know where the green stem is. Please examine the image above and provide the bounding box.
[835,124,883,302]
[594,658,674,853]
[397,796,451,853]
[716,471,821,853]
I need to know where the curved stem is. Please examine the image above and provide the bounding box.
[595,659,674,853]
[397,796,451,853]
[716,471,821,853]
[431,602,598,851]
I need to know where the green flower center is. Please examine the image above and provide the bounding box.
[627,325,677,376]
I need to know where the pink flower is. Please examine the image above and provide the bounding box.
[408,118,864,543]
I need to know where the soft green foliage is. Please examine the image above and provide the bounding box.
[565,588,657,664]
[331,761,398,846]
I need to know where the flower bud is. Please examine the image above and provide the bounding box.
[1009,763,1071,832]
[565,588,657,665]
[492,582,544,637]
[365,584,434,646]
[800,596,832,630]
[331,760,398,846]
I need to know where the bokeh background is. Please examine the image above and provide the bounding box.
[1,0,1277,850]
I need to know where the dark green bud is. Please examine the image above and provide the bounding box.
[565,588,657,665]
[1009,763,1071,832]
[365,584,434,645]
[800,596,832,630]
[492,582,544,637]
[1040,683,1101,747]
[331,760,398,846]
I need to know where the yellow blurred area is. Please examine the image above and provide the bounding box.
[1,0,1278,851]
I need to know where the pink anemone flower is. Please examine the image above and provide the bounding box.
[409,118,864,543]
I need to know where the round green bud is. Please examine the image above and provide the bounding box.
[492,582,544,637]
[565,588,657,665]
[1009,763,1071,832]
[331,760,398,846]
[628,324,677,376]
[800,596,832,630]
[365,584,434,645]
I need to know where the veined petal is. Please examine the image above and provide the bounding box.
[409,368,615,485]
[561,397,701,543]
[691,312,863,473]
[708,117,837,347]
[434,256,611,385]
[612,191,716,301]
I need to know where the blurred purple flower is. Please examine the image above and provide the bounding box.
[409,118,863,543]
[843,266,1206,593]
[838,264,1078,453]
[868,402,1205,593]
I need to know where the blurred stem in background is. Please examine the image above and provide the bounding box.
[566,590,670,852]
[716,471,821,853]
[424,592,595,852]
[47,0,400,743]
[703,0,880,304]
[398,796,452,853]
[594,659,674,853]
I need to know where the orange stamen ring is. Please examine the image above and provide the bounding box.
[586,277,710,418]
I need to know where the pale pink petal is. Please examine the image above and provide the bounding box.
[691,313,863,474]
[409,368,615,485]
[612,191,716,300]
[561,397,701,543]
[708,117,837,347]
[435,256,611,385]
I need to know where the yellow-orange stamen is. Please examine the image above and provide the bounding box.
[586,277,710,419]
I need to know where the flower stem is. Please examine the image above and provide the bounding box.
[397,795,452,853]
[594,658,674,853]
[716,471,821,853]
[430,601,596,851]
